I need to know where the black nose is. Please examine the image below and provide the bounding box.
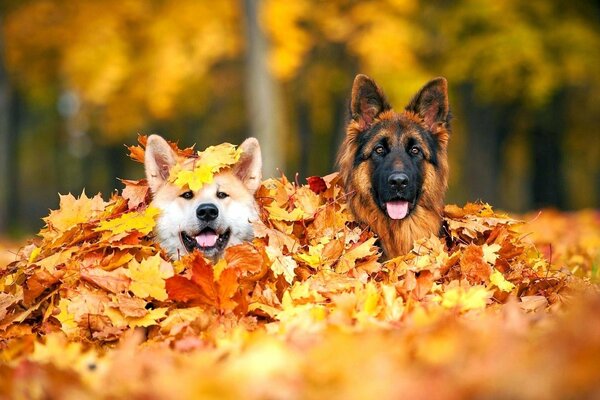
[196,203,219,221]
[388,173,409,189]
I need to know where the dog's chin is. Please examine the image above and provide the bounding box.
[180,228,231,259]
[382,197,416,220]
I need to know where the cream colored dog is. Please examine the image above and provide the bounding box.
[144,134,262,261]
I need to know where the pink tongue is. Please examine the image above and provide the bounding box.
[196,231,218,247]
[386,201,409,220]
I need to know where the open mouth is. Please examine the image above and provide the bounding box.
[385,199,412,220]
[180,228,231,254]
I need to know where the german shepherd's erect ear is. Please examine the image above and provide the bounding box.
[405,77,451,144]
[350,74,392,130]
[233,137,263,194]
[145,134,178,194]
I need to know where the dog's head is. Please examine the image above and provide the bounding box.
[144,135,262,261]
[339,74,451,222]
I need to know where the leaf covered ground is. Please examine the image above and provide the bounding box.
[1,138,599,399]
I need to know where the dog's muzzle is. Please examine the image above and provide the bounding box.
[382,172,415,220]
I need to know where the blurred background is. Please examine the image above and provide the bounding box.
[0,0,599,236]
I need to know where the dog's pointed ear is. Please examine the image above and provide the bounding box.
[405,77,450,130]
[145,134,177,193]
[350,74,391,129]
[233,137,262,194]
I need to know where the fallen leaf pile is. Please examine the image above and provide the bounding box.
[1,138,599,399]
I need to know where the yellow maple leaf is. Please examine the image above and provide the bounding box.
[295,240,328,269]
[265,204,310,221]
[106,306,168,328]
[127,255,173,301]
[170,143,241,191]
[380,284,405,321]
[160,307,205,335]
[355,281,381,320]
[43,191,107,236]
[337,237,379,273]
[436,285,491,312]
[266,246,297,284]
[490,269,516,292]
[172,163,214,191]
[95,206,159,236]
[55,298,78,337]
[199,143,241,171]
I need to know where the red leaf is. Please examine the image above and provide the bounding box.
[307,176,327,194]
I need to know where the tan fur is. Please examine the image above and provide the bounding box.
[338,76,450,259]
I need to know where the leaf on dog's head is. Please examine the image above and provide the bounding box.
[172,163,214,192]
[128,134,196,163]
[199,143,241,171]
[169,143,242,191]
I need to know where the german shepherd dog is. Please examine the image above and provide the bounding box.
[145,135,262,261]
[337,74,451,258]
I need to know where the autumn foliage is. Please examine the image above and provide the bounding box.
[1,138,599,399]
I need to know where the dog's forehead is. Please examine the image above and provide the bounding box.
[196,181,218,201]
[367,115,424,148]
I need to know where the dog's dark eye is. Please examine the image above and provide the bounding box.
[410,146,421,156]
[374,145,386,156]
[216,191,229,199]
[180,191,194,200]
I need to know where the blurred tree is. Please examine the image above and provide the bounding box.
[0,15,16,232]
[3,0,247,232]
[242,0,283,177]
[261,0,430,176]
[1,0,599,236]
[421,0,600,209]
[5,0,242,140]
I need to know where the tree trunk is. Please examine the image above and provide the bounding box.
[0,18,19,234]
[459,83,511,207]
[531,91,566,209]
[242,0,283,178]
[296,97,310,179]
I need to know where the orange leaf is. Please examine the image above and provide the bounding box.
[120,179,150,210]
[224,243,265,278]
[217,267,239,311]
[165,275,208,303]
[460,244,491,284]
[190,256,218,305]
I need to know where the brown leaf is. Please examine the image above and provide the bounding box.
[23,270,62,306]
[112,295,148,318]
[460,244,491,284]
[80,267,131,294]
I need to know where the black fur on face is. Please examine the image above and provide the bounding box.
[354,117,440,219]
